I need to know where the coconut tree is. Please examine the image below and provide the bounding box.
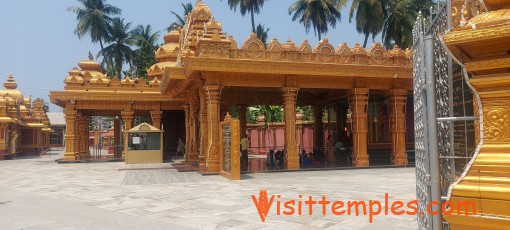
[349,0,384,48]
[131,25,160,79]
[132,24,159,47]
[255,24,270,45]
[169,2,193,30]
[99,18,135,78]
[289,0,345,41]
[222,0,267,33]
[68,0,121,50]
[381,0,416,49]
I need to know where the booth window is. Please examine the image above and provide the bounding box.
[128,132,160,150]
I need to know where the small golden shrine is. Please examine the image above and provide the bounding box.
[0,75,50,159]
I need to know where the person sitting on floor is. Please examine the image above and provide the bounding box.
[275,150,284,166]
[266,149,275,168]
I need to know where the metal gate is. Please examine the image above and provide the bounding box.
[412,1,484,229]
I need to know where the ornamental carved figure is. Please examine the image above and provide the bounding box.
[314,38,336,63]
[484,106,510,143]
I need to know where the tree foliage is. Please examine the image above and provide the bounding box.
[131,25,160,79]
[68,0,121,50]
[349,0,384,48]
[288,0,346,41]
[255,24,270,45]
[98,18,135,78]
[169,2,193,29]
[222,0,267,33]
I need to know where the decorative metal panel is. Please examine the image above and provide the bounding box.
[413,2,481,229]
[412,12,431,230]
[429,4,457,202]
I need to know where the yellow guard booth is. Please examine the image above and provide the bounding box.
[125,123,163,164]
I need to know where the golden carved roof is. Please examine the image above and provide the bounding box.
[484,0,510,10]
[148,62,176,78]
[190,0,212,22]
[387,45,406,58]
[351,43,367,55]
[367,42,387,57]
[336,43,351,55]
[64,67,84,85]
[466,8,510,28]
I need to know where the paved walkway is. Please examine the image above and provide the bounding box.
[0,150,417,229]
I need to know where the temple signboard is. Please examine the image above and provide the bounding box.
[219,114,240,180]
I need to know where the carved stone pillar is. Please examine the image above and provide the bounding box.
[114,118,121,158]
[296,113,304,149]
[121,111,134,160]
[204,85,221,172]
[0,124,6,155]
[199,88,208,171]
[183,104,191,163]
[189,91,200,165]
[313,104,324,149]
[348,88,369,167]
[387,89,408,165]
[336,104,347,144]
[151,110,163,129]
[74,111,82,159]
[282,87,299,169]
[80,115,90,159]
[63,108,77,161]
[237,105,247,137]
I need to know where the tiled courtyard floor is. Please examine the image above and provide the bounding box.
[0,149,417,230]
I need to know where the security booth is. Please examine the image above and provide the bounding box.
[125,123,163,164]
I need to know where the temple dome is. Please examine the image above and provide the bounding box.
[164,26,181,44]
[0,75,23,101]
[78,52,102,73]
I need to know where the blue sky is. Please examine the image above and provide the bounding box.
[0,0,379,112]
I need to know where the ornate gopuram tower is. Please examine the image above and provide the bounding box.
[443,0,510,229]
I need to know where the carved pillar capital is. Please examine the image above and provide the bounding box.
[150,110,163,129]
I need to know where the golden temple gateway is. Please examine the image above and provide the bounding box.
[50,0,414,172]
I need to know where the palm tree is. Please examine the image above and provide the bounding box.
[222,0,267,33]
[68,0,121,50]
[289,0,345,41]
[131,25,160,79]
[381,0,415,49]
[255,24,270,45]
[349,0,384,48]
[169,2,193,29]
[99,18,135,78]
[132,25,159,47]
